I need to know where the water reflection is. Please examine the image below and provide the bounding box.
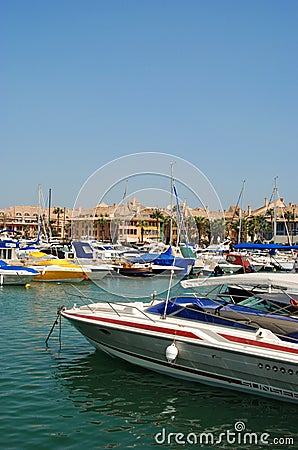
[53,348,298,448]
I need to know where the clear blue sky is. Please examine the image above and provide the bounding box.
[1,0,297,211]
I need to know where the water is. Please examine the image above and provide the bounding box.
[1,280,298,449]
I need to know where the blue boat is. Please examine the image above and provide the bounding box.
[146,294,298,342]
[0,259,39,285]
[129,245,195,276]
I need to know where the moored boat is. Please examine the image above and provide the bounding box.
[0,259,39,285]
[23,252,87,283]
[60,284,298,403]
[114,262,153,277]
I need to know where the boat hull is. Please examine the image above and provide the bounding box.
[0,272,37,285]
[32,267,85,282]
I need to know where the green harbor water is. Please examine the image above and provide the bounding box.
[1,279,297,449]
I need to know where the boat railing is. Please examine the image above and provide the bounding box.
[66,291,158,322]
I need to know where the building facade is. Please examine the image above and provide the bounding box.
[1,197,297,245]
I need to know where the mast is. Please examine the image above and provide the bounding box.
[169,162,174,245]
[47,188,53,239]
[37,184,41,243]
[238,180,245,244]
[273,177,278,244]
[122,179,128,243]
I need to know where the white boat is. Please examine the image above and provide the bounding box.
[60,275,298,403]
[0,260,39,285]
[217,259,243,274]
[71,241,112,281]
[181,272,298,306]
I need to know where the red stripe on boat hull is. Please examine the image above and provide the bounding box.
[64,312,201,340]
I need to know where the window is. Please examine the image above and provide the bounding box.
[276,222,286,236]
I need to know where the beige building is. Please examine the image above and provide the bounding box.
[1,197,297,245]
[0,205,72,240]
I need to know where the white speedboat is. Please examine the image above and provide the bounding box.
[0,260,39,285]
[71,241,111,281]
[60,283,298,403]
[181,272,298,306]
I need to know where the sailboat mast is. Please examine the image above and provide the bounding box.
[48,188,52,238]
[170,162,174,245]
[273,177,278,244]
[238,180,245,244]
[37,184,41,243]
[122,179,128,243]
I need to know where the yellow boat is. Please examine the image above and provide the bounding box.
[24,252,88,283]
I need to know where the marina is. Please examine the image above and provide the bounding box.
[3,0,298,446]
[1,280,298,449]
[1,164,298,446]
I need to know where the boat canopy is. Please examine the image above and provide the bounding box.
[72,241,94,259]
[181,272,298,290]
[131,246,176,265]
[234,242,298,251]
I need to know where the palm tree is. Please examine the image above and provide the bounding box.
[0,212,8,230]
[247,215,268,242]
[136,220,148,243]
[284,210,295,244]
[64,222,71,239]
[228,218,248,243]
[266,208,274,240]
[22,224,30,239]
[194,216,210,246]
[150,209,165,241]
[53,207,64,237]
[96,217,107,242]
[161,215,172,244]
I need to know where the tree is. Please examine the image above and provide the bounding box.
[228,218,248,243]
[0,212,8,230]
[194,216,210,246]
[284,210,295,244]
[64,222,71,239]
[247,215,269,242]
[150,209,165,241]
[96,217,107,242]
[53,207,64,237]
[163,215,176,244]
[210,218,226,244]
[22,224,30,239]
[266,208,275,240]
[136,220,148,243]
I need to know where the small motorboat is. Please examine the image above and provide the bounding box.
[114,262,153,277]
[59,278,298,403]
[0,259,39,285]
[24,252,87,283]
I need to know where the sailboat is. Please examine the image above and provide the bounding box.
[234,178,296,271]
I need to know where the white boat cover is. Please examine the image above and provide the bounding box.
[181,272,298,290]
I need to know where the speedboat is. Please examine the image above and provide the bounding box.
[129,246,194,276]
[181,272,298,306]
[60,285,298,403]
[114,262,153,277]
[24,252,87,283]
[71,240,112,281]
[0,259,39,285]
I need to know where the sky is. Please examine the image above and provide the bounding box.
[1,0,297,212]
